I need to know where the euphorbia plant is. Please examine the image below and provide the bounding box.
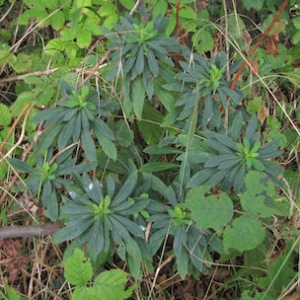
[188,114,283,192]
[53,162,150,279]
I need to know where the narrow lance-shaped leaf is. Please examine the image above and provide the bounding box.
[53,217,94,243]
[38,123,64,151]
[94,130,117,161]
[207,169,227,188]
[81,128,96,161]
[246,114,258,143]
[135,47,145,75]
[56,162,97,175]
[140,162,179,173]
[111,168,138,206]
[8,158,38,175]
[92,118,115,141]
[58,116,75,150]
[132,77,145,120]
[147,49,159,77]
[204,154,238,168]
[124,236,143,279]
[257,139,282,159]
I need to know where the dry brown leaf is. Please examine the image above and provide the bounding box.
[243,30,252,54]
[251,56,259,76]
[266,35,279,56]
[258,102,269,124]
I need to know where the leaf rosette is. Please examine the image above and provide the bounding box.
[53,163,150,278]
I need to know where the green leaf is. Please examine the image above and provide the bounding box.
[258,250,297,298]
[132,77,145,120]
[223,215,266,252]
[135,47,144,75]
[8,158,37,174]
[11,91,35,117]
[233,163,246,193]
[116,120,134,147]
[144,145,182,155]
[188,168,216,187]
[247,97,262,114]
[242,0,264,10]
[174,226,188,278]
[98,3,117,16]
[12,53,32,73]
[81,128,96,161]
[140,162,179,173]
[185,186,233,231]
[257,139,281,159]
[77,29,92,48]
[118,0,135,10]
[283,169,300,200]
[207,170,228,188]
[147,50,159,77]
[3,279,21,300]
[112,166,137,206]
[215,134,239,151]
[0,50,16,67]
[245,114,258,142]
[45,38,64,55]
[38,123,64,151]
[42,188,59,221]
[94,269,133,299]
[53,217,93,242]
[192,30,214,54]
[204,154,238,168]
[240,290,271,300]
[92,118,115,141]
[72,286,97,300]
[154,82,176,113]
[137,103,164,145]
[0,104,11,125]
[58,117,75,149]
[152,0,168,18]
[93,129,117,161]
[41,0,57,10]
[125,237,143,279]
[50,10,65,30]
[64,248,93,286]
[205,139,234,154]
[240,171,283,217]
[230,111,243,142]
[57,162,97,176]
[31,107,65,125]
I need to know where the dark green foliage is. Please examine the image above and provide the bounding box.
[106,13,182,119]
[9,147,96,220]
[164,51,243,128]
[53,162,149,278]
[32,81,118,161]
[144,173,225,279]
[188,114,283,192]
[2,1,298,298]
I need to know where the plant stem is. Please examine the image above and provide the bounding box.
[0,223,64,240]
